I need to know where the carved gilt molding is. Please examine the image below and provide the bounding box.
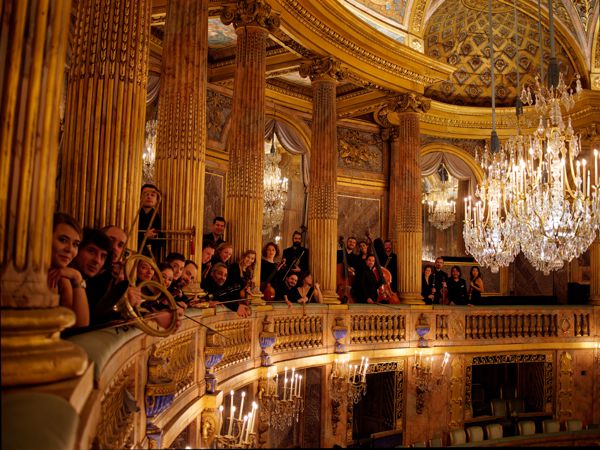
[221,0,281,32]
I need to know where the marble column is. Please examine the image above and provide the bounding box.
[59,0,151,234]
[300,57,346,304]
[1,0,87,386]
[589,238,600,305]
[378,94,430,304]
[221,0,279,295]
[155,0,208,261]
[456,179,469,256]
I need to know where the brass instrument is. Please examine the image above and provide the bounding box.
[112,187,179,337]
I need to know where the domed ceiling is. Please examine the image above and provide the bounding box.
[424,0,578,107]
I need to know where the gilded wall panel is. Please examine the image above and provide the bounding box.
[203,170,225,234]
[337,194,381,242]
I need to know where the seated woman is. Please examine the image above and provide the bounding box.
[49,213,89,328]
[421,264,435,305]
[260,242,285,292]
[227,250,256,299]
[296,272,323,303]
[468,266,484,303]
[446,265,468,305]
[211,242,234,268]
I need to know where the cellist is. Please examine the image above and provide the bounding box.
[356,254,379,304]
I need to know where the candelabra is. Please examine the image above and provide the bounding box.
[330,356,368,404]
[259,366,304,430]
[215,391,258,449]
[413,352,450,414]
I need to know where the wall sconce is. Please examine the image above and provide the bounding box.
[215,391,258,448]
[330,355,369,404]
[413,351,450,414]
[258,366,304,430]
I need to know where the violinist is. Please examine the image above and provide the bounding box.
[297,272,322,303]
[282,231,309,275]
[202,263,251,318]
[260,241,285,291]
[356,254,379,304]
[169,260,198,304]
[227,250,256,294]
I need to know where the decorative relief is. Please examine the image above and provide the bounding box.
[557,352,574,421]
[299,56,347,82]
[409,0,427,34]
[94,360,139,450]
[201,408,219,448]
[448,357,464,429]
[435,314,449,340]
[337,127,383,171]
[572,0,596,32]
[420,135,484,158]
[214,320,252,370]
[349,314,406,344]
[206,90,232,143]
[572,313,590,337]
[272,315,323,352]
[392,93,431,114]
[149,331,196,395]
[220,0,280,32]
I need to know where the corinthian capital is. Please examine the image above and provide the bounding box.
[391,93,431,114]
[299,57,347,83]
[220,0,280,32]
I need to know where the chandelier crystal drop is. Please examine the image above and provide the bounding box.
[263,136,289,236]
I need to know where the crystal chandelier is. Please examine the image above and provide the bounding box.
[462,0,521,274]
[263,135,288,236]
[330,355,368,405]
[259,366,304,430]
[142,119,157,184]
[507,0,599,274]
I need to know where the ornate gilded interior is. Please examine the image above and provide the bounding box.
[1,0,599,449]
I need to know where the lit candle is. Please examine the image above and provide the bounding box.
[291,368,296,396]
[228,406,236,436]
[219,405,224,435]
[359,356,364,376]
[594,149,598,187]
[245,412,253,442]
[251,402,258,434]
[297,374,302,397]
[582,159,587,195]
[284,366,288,383]
[362,363,369,382]
[274,373,278,397]
[238,391,246,421]
[364,358,369,376]
[283,377,288,400]
[239,415,248,444]
[230,390,234,417]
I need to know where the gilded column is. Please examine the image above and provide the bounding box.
[382,127,400,244]
[59,0,151,233]
[155,0,209,260]
[589,238,600,305]
[221,1,279,292]
[299,57,346,304]
[1,0,87,386]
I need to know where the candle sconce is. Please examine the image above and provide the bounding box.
[330,355,369,404]
[258,366,304,430]
[215,391,258,449]
[412,351,450,414]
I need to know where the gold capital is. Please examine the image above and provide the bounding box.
[299,57,347,83]
[392,93,431,114]
[221,0,280,32]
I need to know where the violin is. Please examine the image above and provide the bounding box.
[336,236,356,304]
[261,258,286,302]
[366,230,400,305]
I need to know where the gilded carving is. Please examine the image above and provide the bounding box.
[214,320,252,370]
[95,360,139,450]
[392,93,431,114]
[201,408,219,448]
[448,357,464,429]
[221,0,280,32]
[420,135,484,158]
[299,57,347,82]
[349,314,406,344]
[337,128,383,171]
[409,0,427,34]
[272,314,323,352]
[557,351,574,421]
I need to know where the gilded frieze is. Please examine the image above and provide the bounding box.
[207,90,233,144]
[557,351,574,421]
[337,127,383,172]
[420,135,483,158]
[221,0,280,32]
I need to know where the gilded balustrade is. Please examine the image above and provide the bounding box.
[66,304,598,449]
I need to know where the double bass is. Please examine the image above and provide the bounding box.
[336,236,356,304]
[365,231,400,304]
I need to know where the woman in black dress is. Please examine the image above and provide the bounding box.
[468,266,484,303]
[421,264,435,304]
[446,265,468,305]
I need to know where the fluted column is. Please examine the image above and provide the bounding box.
[378,94,430,304]
[300,58,346,304]
[383,127,401,244]
[589,238,600,305]
[59,0,151,233]
[155,0,208,260]
[1,0,87,386]
[456,179,469,255]
[221,1,279,293]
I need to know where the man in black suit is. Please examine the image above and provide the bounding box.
[383,240,398,292]
[282,231,309,277]
[203,216,226,247]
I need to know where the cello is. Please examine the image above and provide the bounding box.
[336,236,356,304]
[365,231,400,305]
[261,257,286,301]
